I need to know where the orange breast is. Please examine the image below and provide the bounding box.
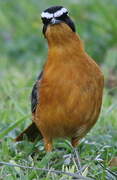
[35,50,104,141]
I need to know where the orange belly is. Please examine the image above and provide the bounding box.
[35,62,103,142]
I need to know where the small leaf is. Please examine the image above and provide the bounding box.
[82,166,89,177]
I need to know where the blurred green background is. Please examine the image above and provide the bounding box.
[0,0,117,63]
[0,0,117,179]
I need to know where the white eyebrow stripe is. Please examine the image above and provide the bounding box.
[41,12,53,19]
[54,8,68,17]
[41,8,68,19]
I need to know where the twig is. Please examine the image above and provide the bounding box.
[98,162,117,177]
[0,161,93,180]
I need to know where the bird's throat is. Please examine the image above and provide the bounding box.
[45,23,83,50]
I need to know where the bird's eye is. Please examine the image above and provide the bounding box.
[42,18,52,25]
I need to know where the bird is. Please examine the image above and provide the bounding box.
[15,6,104,170]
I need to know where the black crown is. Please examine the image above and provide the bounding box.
[44,6,64,13]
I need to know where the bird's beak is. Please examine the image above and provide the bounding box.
[50,18,62,25]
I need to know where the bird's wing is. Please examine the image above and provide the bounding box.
[15,71,43,142]
[31,71,43,113]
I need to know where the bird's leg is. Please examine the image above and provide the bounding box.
[44,138,53,152]
[71,138,82,174]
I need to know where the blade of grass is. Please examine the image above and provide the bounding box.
[105,103,117,115]
[0,115,29,139]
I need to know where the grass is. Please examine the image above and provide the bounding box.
[0,0,117,179]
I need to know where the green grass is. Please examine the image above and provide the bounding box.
[0,0,117,179]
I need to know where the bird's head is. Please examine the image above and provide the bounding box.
[41,6,76,46]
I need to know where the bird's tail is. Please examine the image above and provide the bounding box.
[15,122,43,142]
